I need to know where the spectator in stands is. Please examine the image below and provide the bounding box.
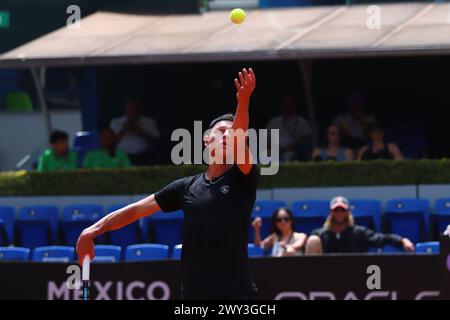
[333,92,376,149]
[110,98,161,165]
[357,123,404,161]
[37,130,77,172]
[305,196,415,254]
[252,208,307,256]
[311,124,353,161]
[267,95,312,162]
[83,127,131,169]
[266,95,312,162]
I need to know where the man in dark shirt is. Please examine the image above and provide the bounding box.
[76,68,258,300]
[305,196,415,254]
[155,160,258,299]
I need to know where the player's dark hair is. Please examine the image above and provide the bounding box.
[208,113,235,129]
[270,207,294,236]
[50,130,69,144]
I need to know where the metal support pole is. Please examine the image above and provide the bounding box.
[30,66,52,138]
[298,59,318,148]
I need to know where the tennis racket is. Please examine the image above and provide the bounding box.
[82,256,91,301]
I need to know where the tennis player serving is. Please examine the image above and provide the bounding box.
[76,68,258,300]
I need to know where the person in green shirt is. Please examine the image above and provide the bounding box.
[83,127,131,169]
[37,130,77,172]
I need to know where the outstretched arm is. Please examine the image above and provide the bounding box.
[363,227,415,252]
[252,217,274,250]
[232,68,256,175]
[76,194,161,264]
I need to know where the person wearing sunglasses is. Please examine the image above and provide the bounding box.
[252,208,307,257]
[305,196,415,254]
[311,124,353,162]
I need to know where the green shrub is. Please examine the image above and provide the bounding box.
[0,159,449,196]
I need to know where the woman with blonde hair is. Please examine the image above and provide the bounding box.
[305,196,415,254]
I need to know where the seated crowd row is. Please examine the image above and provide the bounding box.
[0,196,448,261]
[36,92,414,172]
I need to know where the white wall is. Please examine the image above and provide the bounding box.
[0,110,82,171]
[417,184,450,210]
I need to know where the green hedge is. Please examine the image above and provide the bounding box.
[1,159,450,196]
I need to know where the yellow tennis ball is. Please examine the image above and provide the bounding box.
[230,8,246,24]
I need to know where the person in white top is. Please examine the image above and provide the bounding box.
[266,95,312,162]
[252,208,307,257]
[110,99,161,165]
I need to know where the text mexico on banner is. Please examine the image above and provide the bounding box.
[0,255,443,300]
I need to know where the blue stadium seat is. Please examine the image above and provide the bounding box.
[125,244,169,261]
[172,244,182,260]
[385,198,430,243]
[107,204,141,247]
[367,246,380,253]
[415,241,439,254]
[140,216,151,242]
[349,199,382,231]
[93,245,122,263]
[0,247,30,261]
[252,201,287,217]
[61,204,104,246]
[381,244,406,253]
[73,131,100,167]
[291,200,329,235]
[0,206,15,245]
[248,243,265,257]
[432,198,450,236]
[32,246,75,262]
[250,200,286,240]
[149,210,184,249]
[368,244,405,253]
[73,131,100,149]
[16,206,59,249]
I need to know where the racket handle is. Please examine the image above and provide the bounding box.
[82,256,90,281]
[82,256,91,301]
[82,280,90,301]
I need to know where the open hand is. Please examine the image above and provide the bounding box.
[402,238,415,252]
[234,68,256,104]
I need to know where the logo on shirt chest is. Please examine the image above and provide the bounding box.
[219,185,230,195]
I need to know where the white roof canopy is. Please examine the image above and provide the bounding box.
[1,2,450,68]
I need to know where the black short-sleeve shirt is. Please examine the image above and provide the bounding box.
[311,225,404,253]
[155,164,258,299]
